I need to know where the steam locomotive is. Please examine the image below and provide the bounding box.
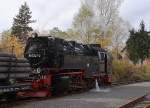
[0,33,112,99]
[24,34,112,86]
[25,35,111,73]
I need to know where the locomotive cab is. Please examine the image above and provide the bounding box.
[89,44,112,85]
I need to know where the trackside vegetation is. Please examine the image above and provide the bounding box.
[113,60,150,83]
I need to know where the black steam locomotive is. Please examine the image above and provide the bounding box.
[0,34,112,99]
[24,34,112,78]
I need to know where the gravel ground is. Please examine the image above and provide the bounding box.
[2,82,150,108]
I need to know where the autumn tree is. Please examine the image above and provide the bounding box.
[72,0,129,49]
[89,0,127,48]
[0,36,24,57]
[73,3,100,44]
[11,2,35,42]
[111,18,130,59]
[93,0,121,28]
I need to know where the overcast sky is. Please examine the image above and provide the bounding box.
[0,0,150,32]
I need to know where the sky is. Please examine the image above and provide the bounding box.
[0,0,150,32]
[119,0,150,30]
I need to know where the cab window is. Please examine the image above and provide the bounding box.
[98,52,105,61]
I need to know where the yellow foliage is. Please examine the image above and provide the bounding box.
[112,60,150,83]
[0,36,24,57]
[96,37,111,48]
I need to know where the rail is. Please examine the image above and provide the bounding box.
[119,94,150,108]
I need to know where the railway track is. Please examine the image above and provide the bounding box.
[1,82,150,108]
[119,94,150,108]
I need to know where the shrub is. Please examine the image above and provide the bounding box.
[112,60,150,83]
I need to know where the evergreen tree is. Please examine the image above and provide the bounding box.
[126,21,150,64]
[126,29,138,64]
[11,2,35,42]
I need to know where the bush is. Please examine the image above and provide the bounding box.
[112,60,150,83]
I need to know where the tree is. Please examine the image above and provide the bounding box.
[93,0,121,28]
[126,21,150,64]
[1,29,25,57]
[11,2,35,42]
[111,18,130,59]
[1,29,11,39]
[49,27,69,39]
[73,3,99,44]
[126,29,138,64]
[72,0,129,48]
[0,36,24,57]
[92,0,128,49]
